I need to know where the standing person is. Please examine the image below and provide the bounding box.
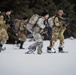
[47,10,68,53]
[26,12,49,54]
[16,17,28,49]
[0,24,8,52]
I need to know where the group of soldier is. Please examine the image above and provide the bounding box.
[0,10,28,52]
[0,9,69,54]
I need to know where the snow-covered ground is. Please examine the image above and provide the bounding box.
[0,38,76,75]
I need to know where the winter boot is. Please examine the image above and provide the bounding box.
[16,40,21,45]
[37,49,42,54]
[19,41,25,49]
[58,47,68,53]
[47,47,56,53]
[47,47,51,53]
[0,47,2,52]
[0,44,2,52]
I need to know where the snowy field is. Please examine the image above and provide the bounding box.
[0,38,76,75]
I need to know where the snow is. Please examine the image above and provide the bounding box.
[0,39,76,75]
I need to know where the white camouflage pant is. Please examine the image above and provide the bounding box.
[26,23,43,53]
[28,33,43,53]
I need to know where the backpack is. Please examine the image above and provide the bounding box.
[53,15,69,27]
[29,14,40,26]
[52,15,62,27]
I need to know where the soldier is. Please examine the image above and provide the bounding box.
[0,11,5,25]
[47,10,68,53]
[26,12,49,54]
[16,17,28,49]
[0,11,9,31]
[0,11,9,52]
[0,24,8,52]
[4,10,14,28]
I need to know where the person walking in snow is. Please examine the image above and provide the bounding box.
[0,26,8,52]
[47,10,69,53]
[26,12,49,54]
[15,17,28,49]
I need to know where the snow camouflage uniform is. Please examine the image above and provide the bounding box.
[26,17,46,54]
[47,15,69,53]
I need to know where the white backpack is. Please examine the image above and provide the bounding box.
[29,14,40,26]
[26,14,40,33]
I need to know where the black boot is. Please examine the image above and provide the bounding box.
[19,41,25,49]
[16,40,21,45]
[47,47,56,53]
[58,47,68,53]
[0,47,1,52]
[0,44,2,52]
[47,47,51,53]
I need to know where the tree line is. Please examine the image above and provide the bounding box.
[0,0,76,38]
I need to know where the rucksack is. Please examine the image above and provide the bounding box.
[29,14,40,26]
[53,15,70,27]
[52,15,63,27]
[26,14,42,33]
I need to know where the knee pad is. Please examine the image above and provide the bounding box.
[52,41,55,46]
